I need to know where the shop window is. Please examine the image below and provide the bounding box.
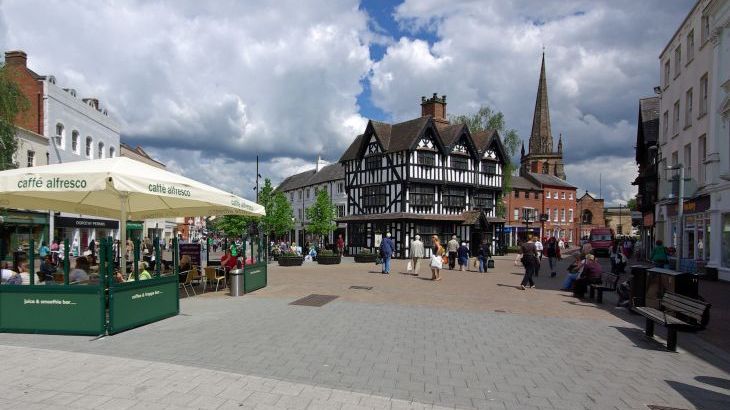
[350,223,366,246]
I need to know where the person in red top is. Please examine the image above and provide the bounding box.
[336,234,345,256]
[220,250,237,272]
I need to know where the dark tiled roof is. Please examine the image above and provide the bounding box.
[309,163,344,185]
[639,97,659,144]
[436,123,465,148]
[386,116,430,152]
[371,121,392,150]
[526,172,576,189]
[472,129,497,151]
[511,176,541,190]
[275,163,344,192]
[340,134,365,162]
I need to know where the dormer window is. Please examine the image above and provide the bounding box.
[417,151,435,166]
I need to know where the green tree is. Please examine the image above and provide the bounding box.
[626,198,637,211]
[449,106,521,218]
[0,64,30,170]
[305,189,337,244]
[267,192,295,237]
[213,215,257,238]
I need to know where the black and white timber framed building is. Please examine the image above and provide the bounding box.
[338,94,509,258]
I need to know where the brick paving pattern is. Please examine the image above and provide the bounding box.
[1,254,729,409]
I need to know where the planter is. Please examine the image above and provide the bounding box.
[317,255,341,265]
[278,256,304,266]
[354,254,377,263]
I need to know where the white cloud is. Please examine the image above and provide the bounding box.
[0,0,372,198]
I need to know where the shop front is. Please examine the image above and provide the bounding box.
[0,210,49,261]
[54,216,119,255]
[666,195,711,273]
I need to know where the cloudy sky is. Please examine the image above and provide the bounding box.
[1,0,694,205]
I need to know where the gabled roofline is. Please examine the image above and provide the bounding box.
[408,116,447,154]
[487,130,510,166]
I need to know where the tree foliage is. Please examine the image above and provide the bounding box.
[449,105,521,218]
[257,178,294,237]
[213,215,257,238]
[626,198,637,211]
[305,189,337,241]
[0,64,30,170]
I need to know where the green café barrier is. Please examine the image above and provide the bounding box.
[0,238,105,336]
[106,237,179,334]
[242,235,267,294]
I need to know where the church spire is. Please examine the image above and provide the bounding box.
[528,52,553,155]
[557,133,563,153]
[520,141,525,158]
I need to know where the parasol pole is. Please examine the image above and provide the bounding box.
[119,194,128,275]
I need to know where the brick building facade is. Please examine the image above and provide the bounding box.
[4,51,44,134]
[576,192,605,240]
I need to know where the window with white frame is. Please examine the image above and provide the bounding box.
[673,100,680,135]
[561,208,566,222]
[685,88,693,127]
[554,192,558,199]
[85,137,93,158]
[569,192,573,200]
[54,123,64,148]
[546,191,551,199]
[98,142,105,159]
[561,192,566,200]
[547,208,551,220]
[687,30,694,62]
[71,131,79,153]
[699,134,706,184]
[700,74,708,116]
[701,15,709,43]
[27,150,35,167]
[553,208,558,222]
[569,209,574,222]
[514,208,519,221]
[674,46,681,77]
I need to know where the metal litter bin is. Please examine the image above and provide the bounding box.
[229,269,244,296]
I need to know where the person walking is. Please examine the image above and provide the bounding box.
[477,239,491,273]
[447,235,459,270]
[519,235,539,290]
[533,237,543,276]
[430,235,445,281]
[409,235,424,276]
[380,233,394,274]
[457,242,470,271]
[336,234,345,256]
[88,238,96,259]
[545,236,561,278]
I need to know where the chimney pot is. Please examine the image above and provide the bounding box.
[420,92,448,124]
[432,92,437,99]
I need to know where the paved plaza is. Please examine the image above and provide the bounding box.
[1,255,729,409]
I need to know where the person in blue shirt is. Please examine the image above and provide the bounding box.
[39,241,50,259]
[380,233,395,274]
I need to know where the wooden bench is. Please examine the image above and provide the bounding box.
[588,273,619,304]
[633,291,711,351]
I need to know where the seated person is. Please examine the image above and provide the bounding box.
[220,250,237,272]
[126,261,152,282]
[1,262,16,284]
[9,261,31,285]
[69,256,91,284]
[39,255,57,283]
[560,255,585,291]
[573,254,603,298]
[178,254,192,282]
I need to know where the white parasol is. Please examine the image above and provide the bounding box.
[0,156,264,272]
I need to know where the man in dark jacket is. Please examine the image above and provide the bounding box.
[380,233,395,274]
[519,235,539,290]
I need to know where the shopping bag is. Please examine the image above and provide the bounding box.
[487,258,495,269]
[406,261,413,272]
[430,254,442,269]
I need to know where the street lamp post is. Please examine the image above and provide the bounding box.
[522,208,535,241]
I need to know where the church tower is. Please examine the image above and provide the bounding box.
[520,52,567,180]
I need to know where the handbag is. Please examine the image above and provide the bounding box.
[430,254,442,269]
[487,258,495,269]
[406,261,413,272]
[441,255,448,265]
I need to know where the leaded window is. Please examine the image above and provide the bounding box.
[365,154,381,170]
[444,187,466,208]
[481,161,497,175]
[410,184,435,206]
[417,151,436,166]
[473,191,494,209]
[363,185,386,207]
[450,155,468,171]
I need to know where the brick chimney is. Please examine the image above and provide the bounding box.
[421,93,448,124]
[4,50,28,67]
